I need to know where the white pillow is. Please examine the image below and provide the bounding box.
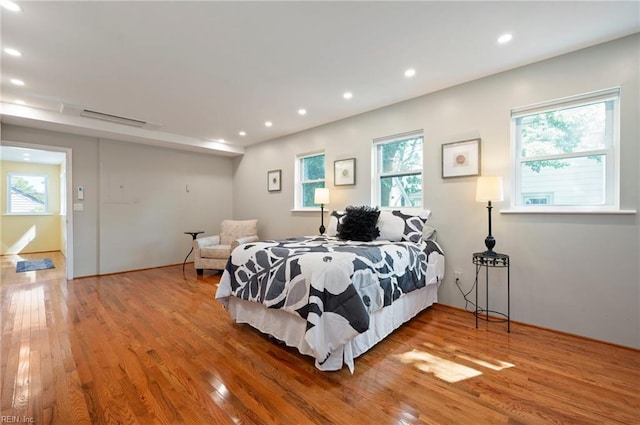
[326,210,346,237]
[377,209,431,243]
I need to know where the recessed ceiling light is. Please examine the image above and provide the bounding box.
[14,99,25,105]
[0,0,22,12]
[4,48,22,57]
[404,68,416,78]
[239,131,246,136]
[265,121,273,127]
[10,78,25,86]
[23,153,31,157]
[343,91,353,100]
[298,108,307,116]
[497,33,513,44]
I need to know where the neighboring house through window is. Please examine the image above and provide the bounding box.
[295,152,325,209]
[372,131,423,208]
[522,193,553,205]
[7,173,48,214]
[511,87,620,210]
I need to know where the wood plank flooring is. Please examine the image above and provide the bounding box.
[1,252,639,424]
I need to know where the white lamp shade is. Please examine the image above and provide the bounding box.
[476,176,504,202]
[314,187,330,204]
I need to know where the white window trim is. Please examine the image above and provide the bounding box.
[3,212,55,216]
[371,130,424,209]
[7,172,49,214]
[508,87,627,214]
[501,207,636,215]
[294,151,325,211]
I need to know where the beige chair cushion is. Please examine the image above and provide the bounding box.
[200,245,231,259]
[194,219,259,273]
[220,219,258,246]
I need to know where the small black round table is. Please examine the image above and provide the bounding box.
[473,251,510,332]
[183,231,204,272]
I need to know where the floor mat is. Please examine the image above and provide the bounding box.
[16,258,55,273]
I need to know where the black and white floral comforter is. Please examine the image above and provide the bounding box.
[216,236,444,366]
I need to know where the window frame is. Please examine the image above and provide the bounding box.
[509,87,621,213]
[294,151,325,210]
[7,172,49,215]
[371,131,424,209]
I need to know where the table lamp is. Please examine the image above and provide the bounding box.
[314,188,330,235]
[476,176,504,255]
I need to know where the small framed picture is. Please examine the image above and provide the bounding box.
[267,169,281,192]
[334,158,356,186]
[442,138,481,178]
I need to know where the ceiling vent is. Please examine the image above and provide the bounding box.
[61,104,161,129]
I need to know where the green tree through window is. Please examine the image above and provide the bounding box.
[299,153,325,208]
[375,134,423,208]
[519,102,607,173]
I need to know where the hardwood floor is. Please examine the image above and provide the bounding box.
[1,252,639,424]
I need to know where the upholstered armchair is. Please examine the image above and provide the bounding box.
[194,219,259,275]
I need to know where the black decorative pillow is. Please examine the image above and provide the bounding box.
[338,206,380,242]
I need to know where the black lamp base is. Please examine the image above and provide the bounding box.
[483,235,497,256]
[482,200,498,255]
[319,204,325,235]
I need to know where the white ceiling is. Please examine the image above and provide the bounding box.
[1,1,639,158]
[1,145,66,165]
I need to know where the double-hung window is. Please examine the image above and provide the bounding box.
[7,173,48,214]
[511,88,620,210]
[373,131,423,208]
[295,152,325,209]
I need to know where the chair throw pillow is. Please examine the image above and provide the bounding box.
[338,206,380,242]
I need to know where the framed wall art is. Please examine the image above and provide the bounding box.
[334,158,356,186]
[442,138,481,178]
[267,169,282,192]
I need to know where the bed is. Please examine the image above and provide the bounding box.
[215,208,445,372]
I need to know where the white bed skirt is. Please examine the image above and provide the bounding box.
[228,282,439,372]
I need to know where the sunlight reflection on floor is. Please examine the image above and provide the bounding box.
[395,342,515,383]
[394,349,482,383]
[458,354,514,371]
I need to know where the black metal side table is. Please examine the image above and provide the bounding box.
[183,231,204,272]
[473,252,510,332]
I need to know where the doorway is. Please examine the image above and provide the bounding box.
[0,141,74,279]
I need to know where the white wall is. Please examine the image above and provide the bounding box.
[1,125,234,276]
[233,34,640,349]
[97,139,233,274]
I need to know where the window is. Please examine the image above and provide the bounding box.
[295,152,325,209]
[7,173,48,214]
[373,132,423,208]
[511,88,619,210]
